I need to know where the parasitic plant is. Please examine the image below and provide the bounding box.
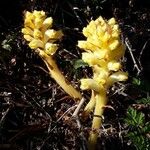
[22,10,81,100]
[78,16,128,149]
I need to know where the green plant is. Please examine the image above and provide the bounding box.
[132,77,150,92]
[125,107,150,150]
[137,97,150,104]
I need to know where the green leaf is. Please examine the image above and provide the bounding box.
[125,107,145,126]
[1,38,13,51]
[132,77,150,92]
[142,122,150,133]
[73,59,88,69]
[132,77,141,86]
[137,97,150,104]
[125,107,150,150]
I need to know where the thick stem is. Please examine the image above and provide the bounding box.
[38,50,81,100]
[88,91,107,150]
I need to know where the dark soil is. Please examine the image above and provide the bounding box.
[0,0,150,150]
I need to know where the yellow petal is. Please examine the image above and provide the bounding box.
[45,43,58,55]
[93,49,108,59]
[25,11,34,21]
[22,27,33,36]
[33,10,46,19]
[34,18,43,29]
[108,44,125,60]
[80,78,103,92]
[42,17,53,30]
[44,29,63,43]
[109,40,119,50]
[83,27,91,37]
[108,18,116,25]
[87,36,100,48]
[24,19,34,29]
[23,35,33,42]
[29,39,44,49]
[78,41,100,52]
[83,21,97,37]
[82,52,107,67]
[33,29,43,39]
[96,16,105,25]
[93,66,109,80]
[107,61,121,71]
[107,71,128,87]
[82,52,98,66]
[101,32,110,42]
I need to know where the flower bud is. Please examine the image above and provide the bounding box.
[107,61,121,71]
[80,79,103,92]
[29,39,44,49]
[45,43,58,55]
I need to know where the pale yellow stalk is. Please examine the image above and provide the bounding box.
[88,91,107,150]
[39,50,81,99]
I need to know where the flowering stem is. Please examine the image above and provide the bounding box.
[39,49,81,100]
[88,91,107,150]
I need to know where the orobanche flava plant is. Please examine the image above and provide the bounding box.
[78,16,128,149]
[22,10,81,100]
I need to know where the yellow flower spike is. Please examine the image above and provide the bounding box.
[22,10,81,100]
[78,16,128,150]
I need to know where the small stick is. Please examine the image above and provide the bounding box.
[125,37,141,74]
[72,97,86,118]
[138,39,150,61]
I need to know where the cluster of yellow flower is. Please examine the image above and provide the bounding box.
[22,10,63,55]
[78,17,128,149]
[22,11,128,150]
[78,16,128,91]
[22,11,81,100]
